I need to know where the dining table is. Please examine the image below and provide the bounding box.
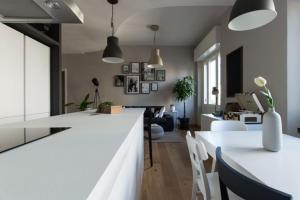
[195,131,300,200]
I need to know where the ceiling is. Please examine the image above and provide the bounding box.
[62,0,234,54]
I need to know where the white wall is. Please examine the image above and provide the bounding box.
[287,0,300,135]
[219,0,288,131]
[62,46,197,123]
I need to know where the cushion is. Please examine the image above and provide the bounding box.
[158,106,166,118]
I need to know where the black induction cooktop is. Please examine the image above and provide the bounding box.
[0,127,71,154]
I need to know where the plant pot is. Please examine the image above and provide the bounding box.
[179,117,190,130]
[262,108,282,152]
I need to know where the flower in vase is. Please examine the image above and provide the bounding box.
[254,77,267,87]
[254,76,274,109]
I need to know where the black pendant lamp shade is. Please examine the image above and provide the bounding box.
[228,0,277,31]
[102,0,124,64]
[102,36,124,63]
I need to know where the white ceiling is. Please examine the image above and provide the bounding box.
[62,0,234,54]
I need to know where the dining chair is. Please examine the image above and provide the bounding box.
[210,121,247,172]
[216,147,293,200]
[186,132,241,200]
[211,121,247,132]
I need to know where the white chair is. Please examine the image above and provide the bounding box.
[210,121,247,172]
[186,132,241,200]
[210,121,247,132]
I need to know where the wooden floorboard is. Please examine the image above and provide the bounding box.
[141,129,212,200]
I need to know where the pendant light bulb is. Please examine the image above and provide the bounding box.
[102,0,124,64]
[228,0,277,31]
[148,25,164,68]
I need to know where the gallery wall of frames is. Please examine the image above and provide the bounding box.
[114,62,166,95]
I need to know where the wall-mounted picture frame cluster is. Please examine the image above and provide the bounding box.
[115,62,165,95]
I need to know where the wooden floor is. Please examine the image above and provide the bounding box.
[141,131,212,200]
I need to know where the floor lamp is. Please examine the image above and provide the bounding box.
[92,78,100,108]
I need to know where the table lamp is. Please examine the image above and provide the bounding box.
[212,87,222,117]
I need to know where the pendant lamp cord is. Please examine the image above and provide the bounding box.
[111,4,115,36]
[153,30,157,48]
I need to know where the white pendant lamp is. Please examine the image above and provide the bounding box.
[102,0,124,64]
[228,0,277,31]
[148,25,164,68]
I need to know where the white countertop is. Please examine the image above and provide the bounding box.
[0,108,145,200]
[196,131,300,199]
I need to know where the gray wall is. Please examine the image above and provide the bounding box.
[62,46,197,123]
[287,0,300,135]
[219,0,288,131]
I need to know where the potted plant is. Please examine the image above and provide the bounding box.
[65,93,94,111]
[174,76,194,130]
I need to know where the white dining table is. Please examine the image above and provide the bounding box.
[195,131,300,200]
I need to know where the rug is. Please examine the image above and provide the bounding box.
[145,130,186,143]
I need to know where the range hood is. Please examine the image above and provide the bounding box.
[0,0,84,23]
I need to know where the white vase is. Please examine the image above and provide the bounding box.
[262,108,283,152]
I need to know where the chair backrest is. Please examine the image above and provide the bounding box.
[211,121,247,131]
[216,147,293,200]
[186,131,210,200]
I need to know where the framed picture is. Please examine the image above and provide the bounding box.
[126,75,140,94]
[141,83,150,94]
[114,75,125,87]
[122,65,129,74]
[151,82,158,91]
[156,70,166,81]
[141,62,155,81]
[130,62,140,74]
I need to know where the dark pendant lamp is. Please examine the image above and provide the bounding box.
[102,0,124,64]
[148,25,164,68]
[228,0,277,31]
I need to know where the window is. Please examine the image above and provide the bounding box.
[202,52,221,105]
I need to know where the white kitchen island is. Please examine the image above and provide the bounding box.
[0,108,145,200]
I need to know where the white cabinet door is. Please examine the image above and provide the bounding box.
[0,23,25,125]
[25,36,50,120]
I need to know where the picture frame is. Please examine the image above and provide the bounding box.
[151,82,158,91]
[122,65,129,74]
[156,70,166,81]
[141,62,155,81]
[130,62,140,74]
[125,75,140,94]
[114,75,125,87]
[141,83,150,94]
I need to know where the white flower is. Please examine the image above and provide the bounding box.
[254,77,267,87]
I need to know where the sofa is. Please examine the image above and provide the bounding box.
[125,106,174,132]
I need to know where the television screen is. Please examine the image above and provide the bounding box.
[226,47,243,97]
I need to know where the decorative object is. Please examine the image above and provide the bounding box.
[151,82,158,91]
[212,87,222,117]
[141,83,150,94]
[156,70,165,81]
[173,76,194,130]
[141,63,155,81]
[122,65,129,73]
[148,25,164,68]
[92,78,100,108]
[229,0,277,31]
[97,102,122,114]
[126,75,140,94]
[254,76,282,152]
[102,0,124,64]
[227,47,243,97]
[114,75,124,87]
[130,62,140,74]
